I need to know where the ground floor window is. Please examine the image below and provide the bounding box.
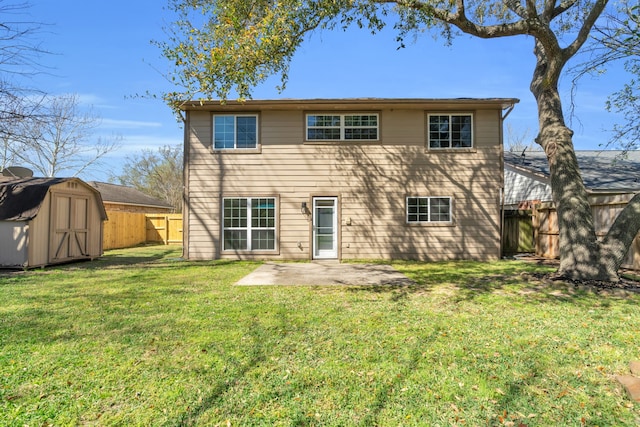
[406,196,452,223]
[223,197,276,251]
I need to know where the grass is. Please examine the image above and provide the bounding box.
[1,245,639,426]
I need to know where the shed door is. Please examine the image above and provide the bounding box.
[50,194,90,262]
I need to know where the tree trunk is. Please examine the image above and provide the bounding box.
[600,192,640,275]
[530,41,621,281]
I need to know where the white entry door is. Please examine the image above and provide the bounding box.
[313,197,338,259]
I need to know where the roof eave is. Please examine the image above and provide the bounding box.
[586,188,640,194]
[178,97,520,111]
[104,201,174,210]
[504,162,550,182]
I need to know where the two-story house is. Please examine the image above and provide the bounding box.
[180,98,518,261]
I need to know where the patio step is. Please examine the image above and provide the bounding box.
[615,361,640,402]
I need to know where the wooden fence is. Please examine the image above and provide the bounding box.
[145,214,183,245]
[103,212,183,250]
[507,193,640,270]
[502,210,534,255]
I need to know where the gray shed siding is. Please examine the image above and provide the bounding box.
[0,222,28,267]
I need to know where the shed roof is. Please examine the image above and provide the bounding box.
[0,177,107,221]
[87,181,174,210]
[504,150,640,192]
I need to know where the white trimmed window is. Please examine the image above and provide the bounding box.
[406,197,452,223]
[213,115,258,149]
[223,197,276,251]
[428,114,473,148]
[306,114,379,141]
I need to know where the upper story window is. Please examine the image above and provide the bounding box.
[306,114,379,141]
[213,115,258,149]
[428,114,473,149]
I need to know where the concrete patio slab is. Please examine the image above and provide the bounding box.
[235,262,415,286]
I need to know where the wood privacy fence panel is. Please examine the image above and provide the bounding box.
[103,212,183,250]
[502,210,534,255]
[146,214,183,244]
[533,204,559,259]
[103,211,147,250]
[533,194,640,270]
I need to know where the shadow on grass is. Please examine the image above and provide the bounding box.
[0,245,184,277]
[62,245,184,270]
[29,245,244,272]
[173,321,270,426]
[360,326,444,426]
[345,260,640,305]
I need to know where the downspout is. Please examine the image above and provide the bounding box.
[501,104,516,121]
[499,102,516,258]
[181,109,189,260]
[500,187,505,258]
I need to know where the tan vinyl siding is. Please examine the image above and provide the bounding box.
[184,101,509,261]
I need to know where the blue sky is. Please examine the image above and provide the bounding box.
[27,0,627,181]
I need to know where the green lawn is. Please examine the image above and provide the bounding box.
[1,246,639,426]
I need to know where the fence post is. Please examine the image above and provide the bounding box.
[533,204,539,257]
[165,215,169,245]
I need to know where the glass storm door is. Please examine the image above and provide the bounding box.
[313,197,338,259]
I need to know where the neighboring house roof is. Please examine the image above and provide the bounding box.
[0,177,106,221]
[504,150,640,207]
[87,181,174,210]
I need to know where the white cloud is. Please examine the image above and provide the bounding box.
[112,134,182,153]
[100,118,163,129]
[76,93,107,106]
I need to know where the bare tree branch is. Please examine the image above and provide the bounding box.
[14,94,121,177]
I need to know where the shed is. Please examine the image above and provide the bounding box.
[0,177,107,268]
